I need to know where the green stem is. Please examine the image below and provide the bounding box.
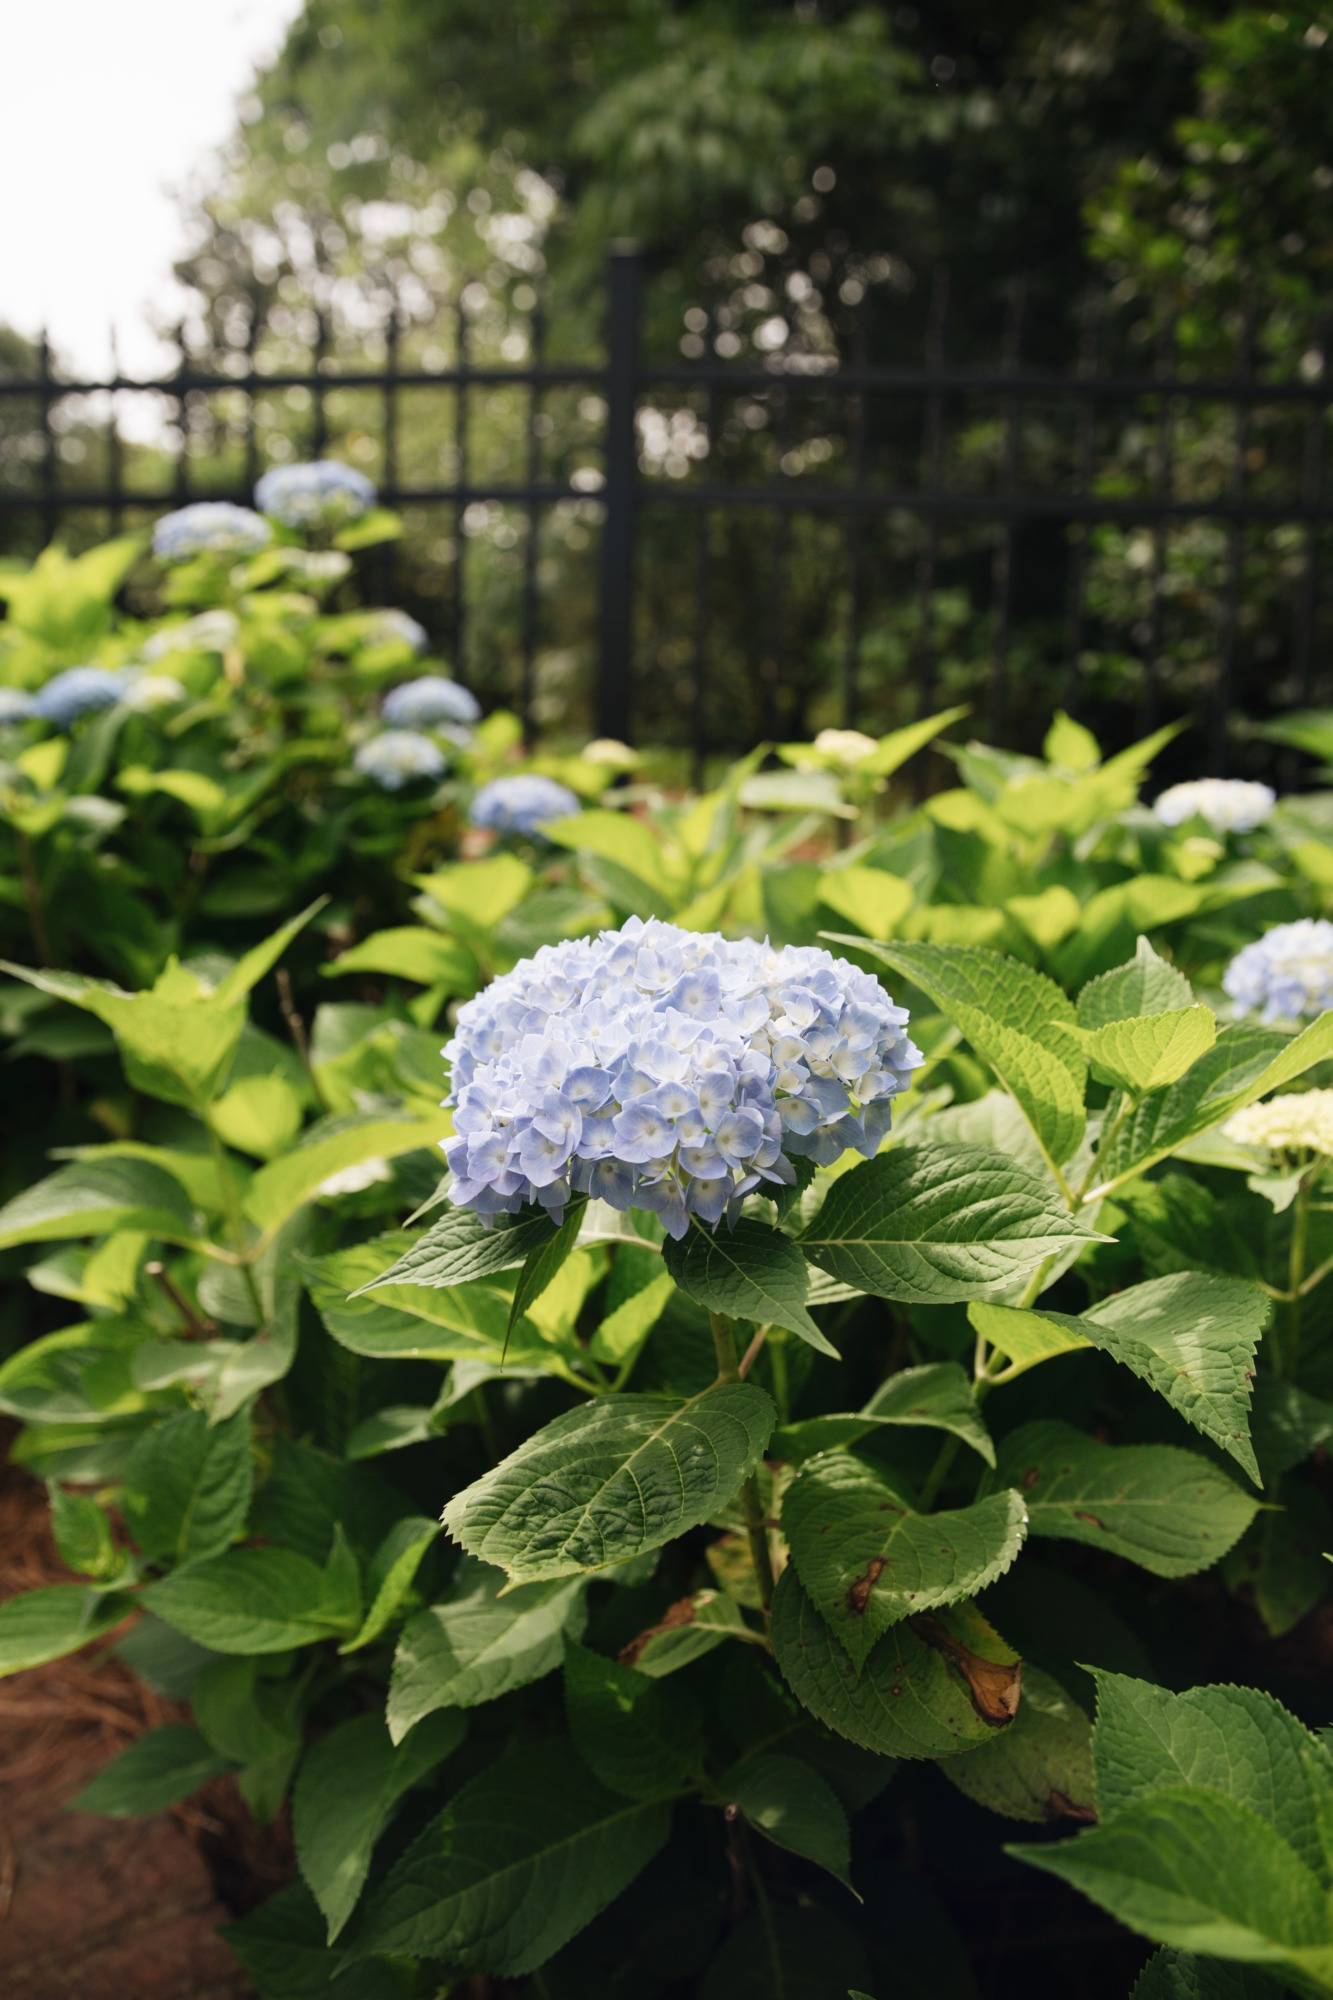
[1282,1170,1316,1381]
[711,1311,776,1612]
[206,1126,265,1323]
[16,830,53,966]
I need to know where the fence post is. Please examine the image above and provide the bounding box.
[597,243,641,742]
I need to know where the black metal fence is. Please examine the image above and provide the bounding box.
[1,247,1330,769]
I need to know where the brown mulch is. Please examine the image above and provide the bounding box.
[0,1432,290,2000]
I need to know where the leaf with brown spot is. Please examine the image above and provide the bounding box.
[909,1608,1022,1727]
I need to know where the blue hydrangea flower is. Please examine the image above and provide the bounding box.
[255,460,376,529]
[32,667,130,727]
[0,689,36,727]
[470,774,580,838]
[441,915,923,1236]
[1223,919,1333,1023]
[1154,778,1276,834]
[382,675,481,729]
[353,729,448,791]
[366,609,429,653]
[153,503,272,562]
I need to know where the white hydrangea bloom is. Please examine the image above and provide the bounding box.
[813,728,878,766]
[1225,1091,1333,1158]
[1153,779,1276,834]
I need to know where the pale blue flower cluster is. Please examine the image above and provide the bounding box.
[1224,919,1333,1023]
[382,675,481,730]
[32,667,130,728]
[255,460,376,528]
[153,503,272,562]
[366,610,429,654]
[353,729,448,791]
[470,774,579,838]
[442,915,922,1236]
[0,689,36,727]
[141,610,239,661]
[1154,778,1276,834]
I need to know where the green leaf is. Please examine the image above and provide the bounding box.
[783,1454,1027,1668]
[773,1361,996,1467]
[994,1422,1259,1577]
[844,940,1086,1169]
[323,926,477,990]
[47,1482,120,1580]
[974,1273,1267,1481]
[145,1543,361,1654]
[1078,937,1195,1028]
[1066,1007,1217,1096]
[357,1201,571,1294]
[0,1584,134,1676]
[770,1568,1012,1759]
[1223,1483,1333,1639]
[340,1516,439,1655]
[564,1640,697,1800]
[799,1145,1101,1305]
[506,1197,588,1340]
[725,1752,854,1889]
[1013,1787,1332,1986]
[71,1723,229,1817]
[701,1905,874,2000]
[1131,1948,1286,2000]
[387,1558,587,1742]
[943,1666,1095,1822]
[621,1588,757,1678]
[664,1218,835,1355]
[968,1299,1091,1378]
[190,1655,303,1821]
[353,1738,671,1973]
[587,1268,676,1367]
[817,866,914,938]
[211,899,327,1008]
[224,1882,406,2000]
[294,1711,464,1943]
[443,1383,775,1582]
[242,1112,449,1230]
[123,1408,254,1565]
[0,1158,196,1252]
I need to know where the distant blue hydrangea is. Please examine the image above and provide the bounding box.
[470,774,580,838]
[442,915,923,1236]
[353,729,448,791]
[153,503,271,562]
[366,609,429,653]
[0,689,36,727]
[382,675,481,729]
[255,460,376,529]
[1223,919,1333,1024]
[1154,778,1276,835]
[140,609,239,660]
[32,667,130,728]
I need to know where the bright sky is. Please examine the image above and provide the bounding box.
[0,0,303,379]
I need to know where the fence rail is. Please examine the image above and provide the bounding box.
[1,247,1330,768]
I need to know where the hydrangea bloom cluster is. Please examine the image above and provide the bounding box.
[441,915,923,1236]
[153,503,271,562]
[1225,1091,1333,1159]
[1153,778,1276,834]
[1224,919,1333,1023]
[382,675,481,729]
[353,730,448,791]
[582,737,637,768]
[122,674,187,712]
[812,728,878,766]
[255,460,376,528]
[32,667,129,727]
[0,689,36,727]
[367,609,428,653]
[470,774,580,838]
[141,610,239,660]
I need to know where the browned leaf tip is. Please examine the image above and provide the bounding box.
[1047,1789,1098,1824]
[618,1594,699,1667]
[909,1612,1022,1727]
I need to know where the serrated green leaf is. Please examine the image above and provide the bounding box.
[387,1558,587,1741]
[770,1568,1009,1759]
[783,1454,1027,1667]
[0,1158,196,1252]
[47,1482,119,1579]
[1078,937,1195,1029]
[588,1269,676,1368]
[799,1145,1101,1305]
[974,1273,1267,1481]
[773,1361,996,1468]
[223,1881,405,2000]
[1223,1483,1333,1639]
[243,1112,448,1230]
[1131,1948,1286,2000]
[0,1584,134,1676]
[72,1723,229,1817]
[943,1666,1094,1823]
[622,1588,757,1678]
[294,1711,464,1943]
[817,866,914,939]
[123,1408,254,1565]
[726,1752,854,1888]
[357,1201,570,1294]
[995,1422,1258,1577]
[664,1218,834,1354]
[145,1542,361,1654]
[323,926,477,990]
[1066,1007,1217,1096]
[564,1640,697,1800]
[352,1738,671,1973]
[443,1383,775,1582]
[506,1197,588,1340]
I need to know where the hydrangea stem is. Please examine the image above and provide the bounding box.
[1283,1169,1316,1380]
[711,1311,776,1612]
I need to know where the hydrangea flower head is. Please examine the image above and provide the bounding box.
[366,609,429,653]
[32,667,129,727]
[0,689,36,727]
[470,774,580,838]
[153,503,271,562]
[141,609,240,660]
[813,728,878,766]
[1154,778,1276,834]
[583,737,638,768]
[1223,919,1333,1023]
[255,459,376,529]
[441,915,923,1236]
[1225,1091,1333,1159]
[123,674,187,712]
[382,675,481,729]
[353,729,448,791]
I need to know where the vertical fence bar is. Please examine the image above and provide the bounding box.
[764,379,792,742]
[37,331,57,547]
[244,297,262,496]
[174,324,190,502]
[843,294,870,727]
[106,328,123,536]
[453,297,470,680]
[1210,310,1256,771]
[1063,290,1103,711]
[987,281,1025,742]
[912,266,949,769]
[596,244,641,743]
[1292,308,1329,735]
[380,297,400,608]
[520,303,545,736]
[311,306,329,457]
[689,303,719,784]
[1144,313,1177,732]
